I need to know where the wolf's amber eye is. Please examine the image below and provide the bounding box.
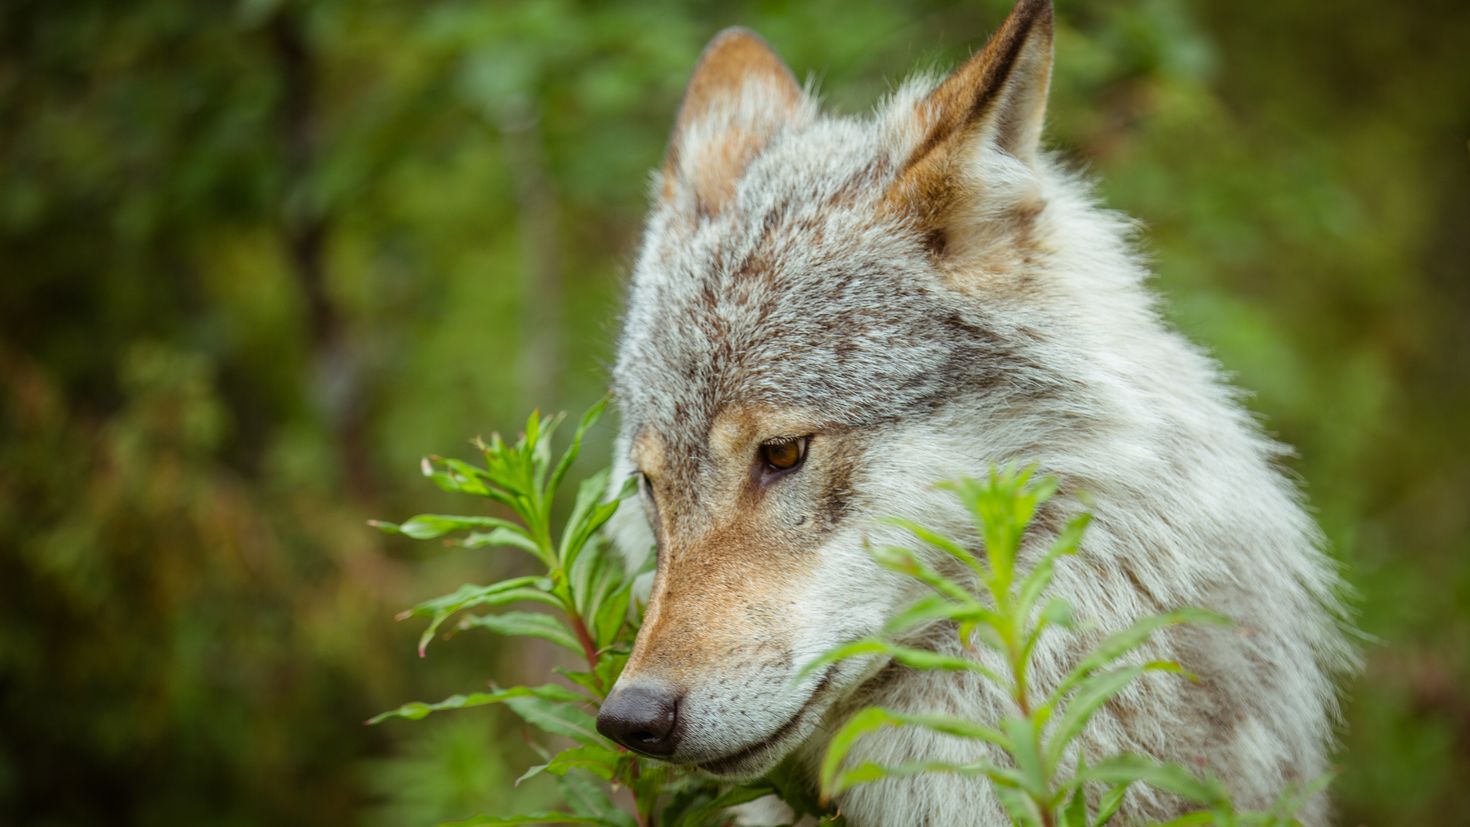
[759,437,808,473]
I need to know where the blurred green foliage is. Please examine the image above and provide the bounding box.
[1,0,1466,824]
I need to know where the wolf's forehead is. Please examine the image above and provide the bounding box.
[614,239,989,449]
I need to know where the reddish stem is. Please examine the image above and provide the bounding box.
[568,611,604,693]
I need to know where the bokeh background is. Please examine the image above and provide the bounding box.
[3,0,1467,824]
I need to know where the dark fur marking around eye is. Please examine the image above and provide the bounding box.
[821,469,853,527]
[922,226,948,257]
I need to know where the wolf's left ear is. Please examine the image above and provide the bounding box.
[661,28,808,217]
[885,0,1053,243]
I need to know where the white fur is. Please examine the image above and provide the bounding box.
[603,33,1355,826]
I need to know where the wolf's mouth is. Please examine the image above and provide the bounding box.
[694,668,835,776]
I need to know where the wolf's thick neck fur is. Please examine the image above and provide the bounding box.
[605,2,1354,823]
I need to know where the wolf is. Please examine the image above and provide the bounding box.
[595,0,1354,823]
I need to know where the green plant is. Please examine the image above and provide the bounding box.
[802,466,1328,826]
[369,399,830,826]
[372,408,1325,826]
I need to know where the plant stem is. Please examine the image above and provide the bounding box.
[628,761,651,827]
[569,610,605,693]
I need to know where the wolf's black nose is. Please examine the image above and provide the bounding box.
[597,683,682,756]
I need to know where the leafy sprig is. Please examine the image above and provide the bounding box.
[373,407,1327,826]
[369,400,830,827]
[806,465,1327,826]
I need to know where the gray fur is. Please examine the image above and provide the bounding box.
[603,8,1355,824]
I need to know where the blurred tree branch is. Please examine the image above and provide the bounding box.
[269,9,377,504]
[498,95,563,410]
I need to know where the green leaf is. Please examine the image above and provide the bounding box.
[557,467,611,567]
[1146,813,1221,827]
[1093,782,1133,826]
[883,594,998,637]
[548,396,609,500]
[881,516,982,575]
[593,648,628,693]
[558,771,638,827]
[819,708,898,797]
[417,456,497,500]
[591,579,632,649]
[828,758,1022,799]
[1049,608,1229,708]
[818,707,1011,798]
[764,758,828,821]
[365,684,578,725]
[457,526,545,556]
[555,668,604,700]
[1020,597,1076,665]
[1062,783,1089,827]
[529,411,562,495]
[1044,661,1188,771]
[995,783,1046,827]
[504,694,603,746]
[394,513,526,541]
[561,472,636,576]
[671,783,779,827]
[1074,754,1229,806]
[1016,512,1090,620]
[570,532,619,620]
[401,578,557,657]
[458,611,584,654]
[799,638,1005,684]
[870,544,976,604]
[438,812,602,826]
[1002,716,1047,797]
[515,744,623,785]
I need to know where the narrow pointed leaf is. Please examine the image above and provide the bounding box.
[881,516,981,574]
[1077,754,1229,806]
[365,683,581,724]
[515,744,622,785]
[884,594,997,637]
[1050,609,1229,707]
[458,611,583,654]
[457,526,544,556]
[548,397,609,500]
[1093,782,1133,826]
[558,771,637,827]
[395,514,525,541]
[1044,662,1190,772]
[504,694,603,746]
[439,812,602,826]
[799,639,1005,684]
[402,578,556,656]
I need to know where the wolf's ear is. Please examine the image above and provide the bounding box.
[885,0,1053,249]
[661,28,806,217]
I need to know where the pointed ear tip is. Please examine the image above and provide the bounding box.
[709,25,763,45]
[701,26,781,62]
[687,25,800,98]
[1005,0,1054,35]
[1017,0,1054,18]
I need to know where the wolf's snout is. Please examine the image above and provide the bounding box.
[597,683,682,756]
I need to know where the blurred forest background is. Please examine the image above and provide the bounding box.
[2,0,1467,824]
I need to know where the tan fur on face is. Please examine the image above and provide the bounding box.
[630,428,668,480]
[623,405,825,686]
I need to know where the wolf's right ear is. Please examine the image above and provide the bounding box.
[660,28,808,218]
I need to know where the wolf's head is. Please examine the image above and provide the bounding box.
[599,0,1102,777]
